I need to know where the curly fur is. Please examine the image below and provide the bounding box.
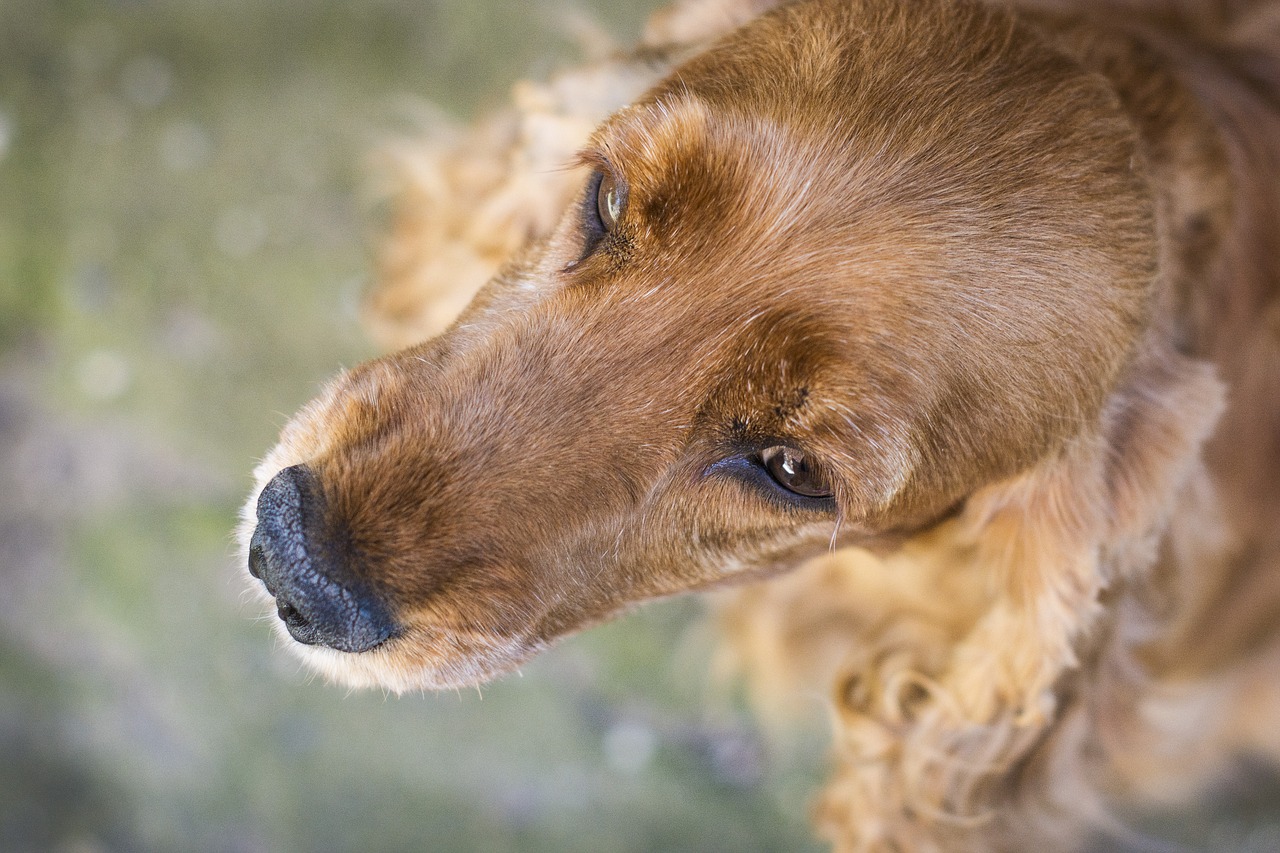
[243,0,1280,848]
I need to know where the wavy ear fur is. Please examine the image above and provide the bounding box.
[717,339,1224,851]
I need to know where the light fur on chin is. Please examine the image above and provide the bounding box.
[275,628,546,695]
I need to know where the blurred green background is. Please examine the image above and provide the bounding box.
[0,1,827,851]
[4,1,1280,851]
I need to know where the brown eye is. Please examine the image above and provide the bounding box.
[597,170,622,230]
[760,446,831,498]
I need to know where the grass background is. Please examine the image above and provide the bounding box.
[2,1,1279,851]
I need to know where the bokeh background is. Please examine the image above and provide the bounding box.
[3,1,1280,852]
[0,1,829,851]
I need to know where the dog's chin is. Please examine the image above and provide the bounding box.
[287,642,528,694]
[254,599,544,694]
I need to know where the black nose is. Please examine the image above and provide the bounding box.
[248,464,399,653]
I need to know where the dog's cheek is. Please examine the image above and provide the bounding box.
[632,482,837,591]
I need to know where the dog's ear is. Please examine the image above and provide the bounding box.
[937,347,1221,725]
[716,341,1224,846]
[818,342,1223,845]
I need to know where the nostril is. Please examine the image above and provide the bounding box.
[248,542,264,580]
[276,599,309,633]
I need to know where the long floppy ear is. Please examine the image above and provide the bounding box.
[938,343,1224,719]
[823,341,1223,849]
[717,340,1224,849]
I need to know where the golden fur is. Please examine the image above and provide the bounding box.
[241,0,1280,848]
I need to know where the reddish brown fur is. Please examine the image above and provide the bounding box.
[242,0,1280,848]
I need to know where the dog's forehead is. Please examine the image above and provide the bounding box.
[586,91,877,291]
[587,8,869,212]
[580,0,1153,326]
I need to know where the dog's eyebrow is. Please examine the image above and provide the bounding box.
[571,148,617,173]
[578,94,708,178]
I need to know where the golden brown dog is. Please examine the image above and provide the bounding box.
[241,0,1280,848]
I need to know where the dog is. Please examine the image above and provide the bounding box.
[240,0,1280,848]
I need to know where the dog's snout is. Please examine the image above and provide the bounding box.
[250,465,399,653]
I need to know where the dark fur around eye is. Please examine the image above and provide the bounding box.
[582,169,609,248]
[569,168,627,269]
[705,454,838,513]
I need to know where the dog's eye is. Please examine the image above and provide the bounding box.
[597,170,623,230]
[759,446,831,498]
[570,168,626,267]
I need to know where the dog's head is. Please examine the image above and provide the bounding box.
[240,0,1154,692]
